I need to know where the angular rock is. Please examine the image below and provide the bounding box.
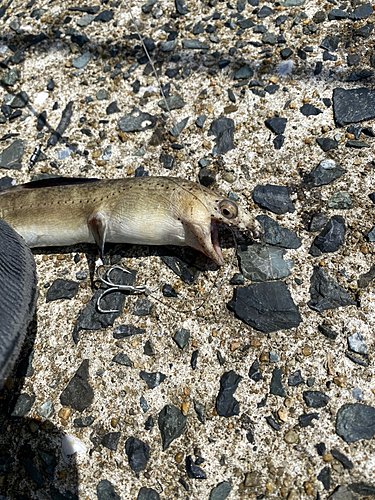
[270,368,286,397]
[333,87,375,127]
[118,109,157,133]
[310,216,346,255]
[47,101,74,147]
[348,332,368,356]
[317,466,330,490]
[303,390,329,408]
[112,352,132,367]
[318,324,339,340]
[257,215,301,249]
[208,117,235,155]
[133,298,153,316]
[160,254,200,285]
[125,437,150,472]
[182,40,209,50]
[358,264,375,288]
[329,486,356,500]
[258,5,273,17]
[216,370,242,417]
[97,479,120,500]
[158,405,187,450]
[102,432,121,451]
[327,191,352,209]
[237,244,294,281]
[11,393,35,417]
[94,10,114,22]
[299,413,319,427]
[169,116,189,138]
[288,370,304,386]
[316,137,338,152]
[0,139,24,169]
[60,360,94,412]
[173,328,190,349]
[348,484,375,496]
[253,184,295,214]
[300,104,322,117]
[320,36,339,52]
[248,359,263,382]
[308,212,328,232]
[303,159,345,188]
[336,403,375,443]
[234,65,253,80]
[72,50,90,69]
[140,371,166,389]
[265,117,287,135]
[46,279,79,302]
[331,449,353,470]
[158,94,186,111]
[186,455,207,479]
[349,3,372,20]
[308,266,355,312]
[137,487,160,500]
[228,282,302,333]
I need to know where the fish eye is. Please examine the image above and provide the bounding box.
[218,200,238,219]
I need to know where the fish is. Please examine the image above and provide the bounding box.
[0,176,260,266]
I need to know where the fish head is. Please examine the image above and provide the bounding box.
[175,182,261,266]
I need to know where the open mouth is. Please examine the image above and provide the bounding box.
[211,220,224,265]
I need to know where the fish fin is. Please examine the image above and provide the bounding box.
[88,212,108,257]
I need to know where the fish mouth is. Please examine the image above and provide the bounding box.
[210,221,224,265]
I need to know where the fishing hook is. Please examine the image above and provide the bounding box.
[96,265,149,313]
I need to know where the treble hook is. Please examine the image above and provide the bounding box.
[96,265,149,313]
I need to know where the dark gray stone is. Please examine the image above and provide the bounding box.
[257,215,301,248]
[169,116,189,137]
[182,40,209,50]
[288,370,304,386]
[237,244,294,281]
[262,33,277,45]
[320,36,340,52]
[329,486,356,500]
[140,371,166,389]
[265,117,287,134]
[348,483,375,496]
[216,370,242,417]
[196,115,207,128]
[303,390,329,408]
[331,449,353,470]
[228,282,302,333]
[328,9,348,20]
[347,70,373,82]
[133,298,153,316]
[94,10,114,22]
[303,159,345,188]
[11,393,35,417]
[47,101,74,147]
[209,481,231,500]
[308,267,355,312]
[159,153,174,170]
[336,403,375,443]
[249,359,263,382]
[73,416,95,428]
[113,324,145,339]
[349,3,373,20]
[118,109,157,132]
[346,139,370,148]
[102,432,121,451]
[173,328,190,349]
[158,94,186,111]
[208,117,235,155]
[46,279,79,302]
[106,101,120,115]
[0,69,19,86]
[0,139,24,169]
[234,65,253,80]
[318,324,339,340]
[327,191,352,209]
[355,24,374,38]
[316,137,338,152]
[299,413,319,427]
[143,340,155,357]
[112,352,133,367]
[60,359,94,412]
[300,104,322,116]
[186,455,207,479]
[270,368,286,397]
[358,264,375,288]
[175,0,188,14]
[333,87,375,127]
[253,184,294,214]
[309,212,329,232]
[97,479,120,500]
[194,399,206,424]
[137,487,160,500]
[317,466,330,490]
[347,54,360,66]
[125,437,150,472]
[310,216,346,255]
[158,404,187,450]
[258,5,273,17]
[8,91,28,108]
[72,50,90,69]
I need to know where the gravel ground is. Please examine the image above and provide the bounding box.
[0,0,375,499]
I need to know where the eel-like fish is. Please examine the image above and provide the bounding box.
[0,176,260,265]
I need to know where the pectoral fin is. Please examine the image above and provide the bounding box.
[88,212,107,257]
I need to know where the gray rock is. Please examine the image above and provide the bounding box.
[327,191,352,209]
[77,14,96,27]
[102,432,121,451]
[333,87,375,127]
[318,324,339,340]
[348,332,368,355]
[368,227,375,242]
[348,484,375,496]
[238,244,294,281]
[97,479,120,500]
[173,328,190,349]
[228,281,302,333]
[160,40,178,52]
[118,109,157,132]
[0,139,24,169]
[336,403,375,442]
[36,401,54,418]
[358,264,375,288]
[329,486,356,500]
[208,117,235,155]
[47,101,74,147]
[288,370,304,386]
[8,91,29,108]
[309,212,328,232]
[320,36,340,52]
[113,324,145,339]
[233,65,253,80]
[175,0,188,15]
[349,2,373,20]
[258,5,273,17]
[310,216,346,255]
[74,416,95,427]
[46,279,79,302]
[194,399,206,424]
[60,359,94,412]
[216,370,242,417]
[137,487,160,500]
[94,10,114,22]
[331,449,353,470]
[133,298,153,316]
[308,267,355,312]
[112,352,133,367]
[140,371,166,389]
[159,153,174,170]
[186,455,207,479]
[72,50,91,69]
[209,481,231,500]
[328,9,348,20]
[303,159,345,188]
[257,215,301,248]
[316,137,338,152]
[106,101,120,115]
[270,368,286,397]
[253,184,295,214]
[0,69,20,87]
[125,437,150,472]
[249,359,263,382]
[182,40,209,50]
[265,117,287,135]
[262,33,277,45]
[346,139,370,148]
[169,116,189,138]
[11,393,35,417]
[158,94,186,111]
[158,404,187,450]
[300,103,322,116]
[303,390,329,408]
